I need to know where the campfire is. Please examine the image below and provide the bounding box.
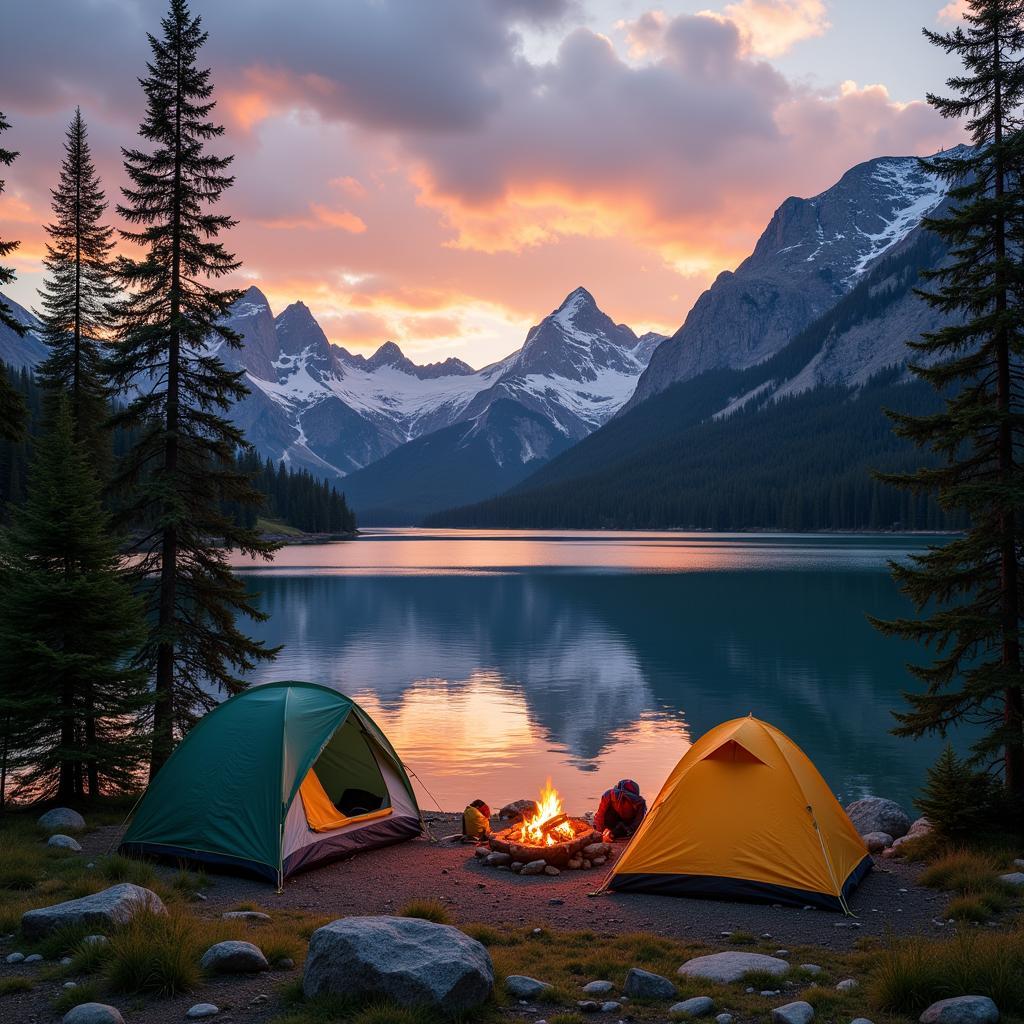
[484,780,611,873]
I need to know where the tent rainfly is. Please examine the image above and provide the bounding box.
[120,682,422,886]
[602,716,871,911]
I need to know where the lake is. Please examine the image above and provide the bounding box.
[229,529,962,817]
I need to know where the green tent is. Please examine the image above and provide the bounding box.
[121,682,423,885]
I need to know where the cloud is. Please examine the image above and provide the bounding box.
[0,0,959,366]
[713,0,830,58]
[937,1,968,22]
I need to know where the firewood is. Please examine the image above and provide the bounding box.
[537,813,569,835]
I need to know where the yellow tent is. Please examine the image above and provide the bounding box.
[603,716,870,911]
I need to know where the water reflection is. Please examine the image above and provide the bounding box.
[233,534,962,814]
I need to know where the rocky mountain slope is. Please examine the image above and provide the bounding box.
[0,293,48,371]
[624,148,963,413]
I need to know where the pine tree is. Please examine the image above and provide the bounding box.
[36,108,117,457]
[0,402,149,803]
[0,111,27,442]
[108,0,278,775]
[916,744,1000,841]
[872,0,1024,815]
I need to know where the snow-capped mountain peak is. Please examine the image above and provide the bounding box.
[227,286,659,481]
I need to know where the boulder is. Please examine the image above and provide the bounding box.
[883,834,920,858]
[998,872,1024,888]
[908,817,933,837]
[62,1005,125,1024]
[845,797,910,839]
[38,807,86,833]
[678,952,790,984]
[919,997,999,1024]
[303,915,493,1014]
[623,967,676,999]
[506,975,551,1000]
[5,952,24,963]
[862,832,893,854]
[24,953,43,963]
[221,911,271,923]
[500,799,539,821]
[186,1006,220,1019]
[22,883,165,940]
[583,980,614,995]
[48,834,83,852]
[671,996,716,1017]
[200,940,269,974]
[772,1002,814,1024]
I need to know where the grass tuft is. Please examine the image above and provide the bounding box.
[871,929,1024,1016]
[0,976,33,996]
[97,854,158,889]
[104,908,202,996]
[52,980,103,1014]
[398,899,451,924]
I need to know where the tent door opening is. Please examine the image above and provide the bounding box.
[299,715,392,832]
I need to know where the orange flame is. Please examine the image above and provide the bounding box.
[519,778,577,847]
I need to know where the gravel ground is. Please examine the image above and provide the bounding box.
[0,815,968,1023]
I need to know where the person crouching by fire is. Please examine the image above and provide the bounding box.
[462,799,492,842]
[595,779,647,840]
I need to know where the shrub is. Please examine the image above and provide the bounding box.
[916,746,1000,842]
[919,850,1010,896]
[398,899,450,924]
[871,929,1024,1015]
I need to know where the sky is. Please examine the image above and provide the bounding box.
[0,0,969,367]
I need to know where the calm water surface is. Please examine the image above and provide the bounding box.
[229,530,962,815]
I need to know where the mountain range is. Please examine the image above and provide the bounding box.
[0,147,964,530]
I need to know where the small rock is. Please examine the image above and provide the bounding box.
[507,976,552,1000]
[249,995,268,1006]
[24,953,43,962]
[601,1002,622,1013]
[775,950,790,958]
[63,981,77,989]
[583,842,612,858]
[800,964,822,975]
[200,940,269,974]
[761,933,772,939]
[623,967,676,999]
[82,934,108,946]
[998,872,1024,888]
[919,996,1000,1024]
[678,952,790,984]
[278,957,295,969]
[48,834,83,852]
[592,856,607,866]
[62,1005,125,1024]
[577,1000,600,1013]
[532,927,543,935]
[582,859,592,869]
[38,807,86,833]
[511,862,524,873]
[473,846,488,859]
[772,1001,815,1024]
[851,1018,875,1024]
[762,990,782,997]
[861,832,894,854]
[582,980,615,996]
[567,858,583,870]
[60,957,72,965]
[221,911,271,923]
[543,865,560,876]
[716,1015,734,1024]
[908,817,933,837]
[836,979,859,992]
[186,1005,220,1020]
[521,860,547,876]
[671,996,716,1017]
[485,852,512,868]
[5,952,24,963]
[548,898,564,906]
[1013,858,1024,869]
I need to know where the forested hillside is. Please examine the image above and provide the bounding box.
[0,365,355,534]
[427,369,964,531]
